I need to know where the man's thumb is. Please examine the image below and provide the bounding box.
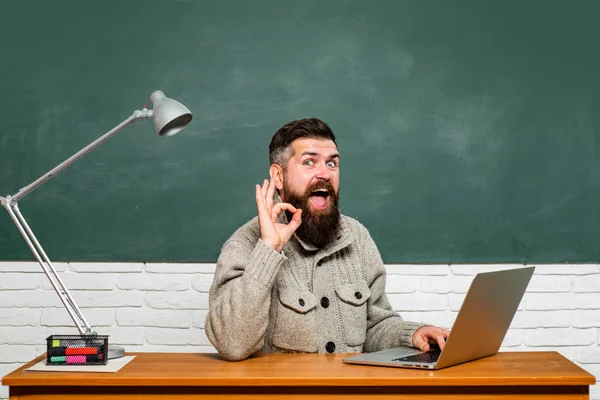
[290,209,302,225]
[414,336,429,352]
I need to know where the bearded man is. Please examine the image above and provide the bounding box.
[205,118,448,361]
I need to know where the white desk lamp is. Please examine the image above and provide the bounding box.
[0,90,192,359]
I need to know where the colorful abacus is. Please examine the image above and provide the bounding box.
[46,335,109,365]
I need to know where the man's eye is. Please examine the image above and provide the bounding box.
[303,160,314,166]
[327,161,337,168]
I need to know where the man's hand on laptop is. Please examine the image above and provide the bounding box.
[412,326,450,352]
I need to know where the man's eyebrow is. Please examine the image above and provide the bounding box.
[299,151,340,159]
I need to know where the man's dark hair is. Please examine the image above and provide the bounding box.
[269,118,337,166]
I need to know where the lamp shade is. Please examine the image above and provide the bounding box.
[150,90,193,137]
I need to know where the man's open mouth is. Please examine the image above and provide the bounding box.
[309,188,330,210]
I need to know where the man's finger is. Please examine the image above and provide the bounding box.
[271,203,298,222]
[255,184,264,209]
[288,209,302,229]
[280,209,302,241]
[435,334,446,350]
[256,184,270,224]
[260,179,269,201]
[266,179,275,211]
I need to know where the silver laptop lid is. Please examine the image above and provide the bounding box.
[435,266,535,369]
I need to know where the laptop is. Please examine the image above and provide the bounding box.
[343,266,535,370]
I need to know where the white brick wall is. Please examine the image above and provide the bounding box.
[0,263,598,399]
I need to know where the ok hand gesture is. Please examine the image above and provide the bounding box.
[255,179,302,253]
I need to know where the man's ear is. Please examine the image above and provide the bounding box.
[269,164,284,191]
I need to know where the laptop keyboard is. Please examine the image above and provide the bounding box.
[392,349,441,364]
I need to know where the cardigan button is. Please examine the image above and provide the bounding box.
[317,260,323,266]
[298,298,305,307]
[320,297,329,308]
[354,292,362,300]
[326,341,336,353]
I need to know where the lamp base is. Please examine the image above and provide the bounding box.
[108,345,125,359]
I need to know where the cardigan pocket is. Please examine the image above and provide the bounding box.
[335,280,371,346]
[272,287,318,352]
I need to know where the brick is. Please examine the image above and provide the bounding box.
[191,274,217,293]
[146,327,210,346]
[192,310,209,329]
[0,381,8,400]
[511,311,571,328]
[398,311,422,323]
[582,364,600,383]
[590,383,600,400]
[383,275,418,293]
[41,308,115,327]
[534,265,600,275]
[103,327,146,346]
[70,262,143,273]
[419,276,473,294]
[145,292,209,310]
[573,275,600,293]
[0,291,62,308]
[0,308,40,326]
[116,274,189,291]
[116,309,191,328]
[523,328,595,346]
[526,293,600,310]
[388,294,447,312]
[572,310,600,328]
[70,290,144,308]
[501,329,523,347]
[0,273,40,290]
[527,275,571,293]
[0,261,68,273]
[419,311,458,329]
[41,273,114,290]
[450,265,523,276]
[0,344,41,363]
[385,265,448,275]
[146,263,215,274]
[0,327,70,345]
[576,347,600,364]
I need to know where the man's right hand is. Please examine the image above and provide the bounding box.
[255,179,302,253]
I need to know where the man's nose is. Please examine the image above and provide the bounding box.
[315,162,331,180]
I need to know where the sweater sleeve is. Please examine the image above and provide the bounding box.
[205,234,286,361]
[360,227,428,352]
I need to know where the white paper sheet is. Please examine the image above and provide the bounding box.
[25,355,136,373]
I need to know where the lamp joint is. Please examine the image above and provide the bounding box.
[0,195,14,208]
[133,107,153,121]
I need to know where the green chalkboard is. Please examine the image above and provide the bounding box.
[1,0,599,263]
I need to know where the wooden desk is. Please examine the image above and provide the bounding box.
[2,351,595,399]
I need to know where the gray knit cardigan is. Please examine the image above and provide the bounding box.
[205,214,425,361]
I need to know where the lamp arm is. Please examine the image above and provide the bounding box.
[3,202,92,335]
[9,108,153,204]
[0,107,153,337]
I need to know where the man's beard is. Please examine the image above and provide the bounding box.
[283,180,340,249]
